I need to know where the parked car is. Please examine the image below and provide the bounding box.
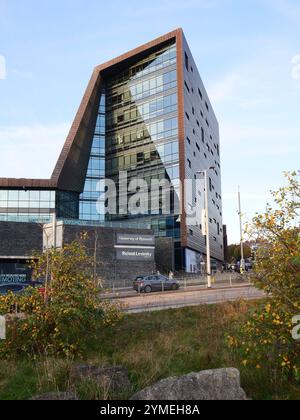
[133,275,180,293]
[0,282,44,296]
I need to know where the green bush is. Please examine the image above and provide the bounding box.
[0,238,123,358]
[228,172,300,380]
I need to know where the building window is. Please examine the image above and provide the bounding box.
[184,81,190,92]
[205,101,209,112]
[185,112,190,120]
[187,136,191,144]
[189,229,194,236]
[201,127,205,143]
[185,52,189,71]
[198,88,203,100]
[187,159,192,169]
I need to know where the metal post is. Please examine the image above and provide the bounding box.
[204,170,212,289]
[52,212,57,249]
[238,188,245,273]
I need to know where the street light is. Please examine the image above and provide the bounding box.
[196,166,215,289]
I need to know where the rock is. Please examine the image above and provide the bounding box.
[31,392,78,400]
[130,368,247,401]
[70,365,131,394]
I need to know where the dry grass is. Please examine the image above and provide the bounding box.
[0,300,299,400]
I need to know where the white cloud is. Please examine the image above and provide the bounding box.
[0,55,6,80]
[0,123,70,178]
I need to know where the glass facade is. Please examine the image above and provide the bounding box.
[0,189,79,223]
[104,41,181,238]
[79,90,106,221]
[0,189,56,223]
[0,34,224,270]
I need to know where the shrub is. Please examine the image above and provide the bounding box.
[0,238,123,358]
[228,172,300,380]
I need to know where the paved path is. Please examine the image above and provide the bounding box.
[115,285,265,313]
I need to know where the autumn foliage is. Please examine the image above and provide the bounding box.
[228,172,300,380]
[0,237,123,358]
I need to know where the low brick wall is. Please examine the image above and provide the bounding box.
[0,221,157,288]
[62,225,156,287]
[0,221,42,257]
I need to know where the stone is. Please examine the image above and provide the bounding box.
[31,392,78,400]
[130,368,248,401]
[70,365,131,394]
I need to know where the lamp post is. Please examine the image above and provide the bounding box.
[197,166,215,289]
[238,187,245,273]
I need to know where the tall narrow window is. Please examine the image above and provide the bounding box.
[185,52,189,71]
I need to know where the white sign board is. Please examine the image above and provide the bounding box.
[0,316,6,340]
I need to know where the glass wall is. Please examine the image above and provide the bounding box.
[79,91,106,221]
[104,41,181,238]
[0,189,56,223]
[0,189,79,223]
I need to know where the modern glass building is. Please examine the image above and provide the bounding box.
[0,29,224,271]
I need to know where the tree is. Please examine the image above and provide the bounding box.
[227,244,251,262]
[0,235,123,358]
[228,171,300,380]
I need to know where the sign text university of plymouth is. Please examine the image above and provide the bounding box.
[115,234,155,262]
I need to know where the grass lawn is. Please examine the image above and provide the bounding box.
[0,300,299,400]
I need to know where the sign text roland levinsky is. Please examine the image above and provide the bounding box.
[115,234,155,262]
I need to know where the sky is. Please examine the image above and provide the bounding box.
[0,0,299,243]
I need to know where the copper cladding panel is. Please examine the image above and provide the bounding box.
[0,29,184,195]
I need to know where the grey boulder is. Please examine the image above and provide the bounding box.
[131,368,247,401]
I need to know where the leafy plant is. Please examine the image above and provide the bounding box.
[228,171,300,380]
[0,236,123,358]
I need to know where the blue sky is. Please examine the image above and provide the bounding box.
[0,0,299,243]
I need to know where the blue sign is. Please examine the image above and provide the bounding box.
[0,274,27,284]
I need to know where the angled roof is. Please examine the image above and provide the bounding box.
[0,28,183,192]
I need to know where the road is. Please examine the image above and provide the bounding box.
[114,285,265,313]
